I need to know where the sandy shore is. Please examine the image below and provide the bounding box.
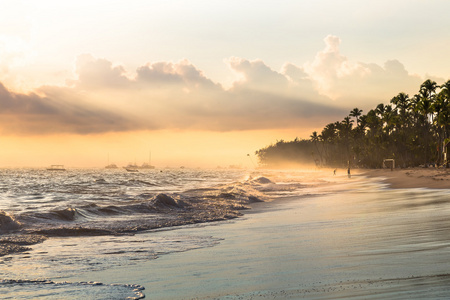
[363,168,450,189]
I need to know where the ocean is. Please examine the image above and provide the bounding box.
[0,168,310,299]
[1,168,450,299]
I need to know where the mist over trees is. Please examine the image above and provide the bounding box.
[256,79,450,169]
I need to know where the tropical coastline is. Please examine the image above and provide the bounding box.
[2,2,450,299]
[256,79,450,171]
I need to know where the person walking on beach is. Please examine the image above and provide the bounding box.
[347,167,351,178]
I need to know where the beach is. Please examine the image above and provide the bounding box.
[364,168,450,189]
[66,169,450,299]
[1,168,450,299]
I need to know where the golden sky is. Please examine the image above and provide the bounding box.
[0,1,449,168]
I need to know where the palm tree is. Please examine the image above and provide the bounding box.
[390,92,411,127]
[382,104,396,136]
[420,79,438,99]
[340,117,354,162]
[420,79,438,124]
[436,80,450,166]
[320,123,338,165]
[414,81,438,166]
[349,108,363,126]
[310,131,323,166]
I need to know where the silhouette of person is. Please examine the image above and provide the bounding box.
[347,167,351,178]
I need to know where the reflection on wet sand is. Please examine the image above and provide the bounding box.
[116,174,450,299]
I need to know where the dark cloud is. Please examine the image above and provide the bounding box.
[0,83,56,114]
[0,83,132,134]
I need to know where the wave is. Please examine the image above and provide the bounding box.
[123,179,158,187]
[148,193,188,210]
[248,176,274,184]
[0,173,308,256]
[51,207,79,221]
[0,211,21,233]
[0,279,145,300]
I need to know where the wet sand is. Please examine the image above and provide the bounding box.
[364,168,450,189]
[62,173,450,299]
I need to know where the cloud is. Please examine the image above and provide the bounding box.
[305,35,423,108]
[0,36,434,135]
[0,53,346,135]
[70,54,131,89]
[227,57,289,92]
[0,82,132,134]
[136,60,219,90]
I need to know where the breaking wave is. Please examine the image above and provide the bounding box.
[0,211,21,233]
[0,169,307,257]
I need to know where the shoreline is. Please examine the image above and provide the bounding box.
[4,169,450,299]
[362,168,450,189]
[61,170,450,299]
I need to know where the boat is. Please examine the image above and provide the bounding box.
[139,162,155,169]
[123,152,155,171]
[105,163,118,169]
[105,154,118,169]
[138,151,155,169]
[124,164,139,172]
[47,165,66,171]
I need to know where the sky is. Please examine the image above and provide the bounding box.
[0,0,449,168]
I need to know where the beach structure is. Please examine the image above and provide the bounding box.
[382,159,395,170]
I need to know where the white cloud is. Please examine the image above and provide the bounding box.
[304,35,423,108]
[71,54,131,89]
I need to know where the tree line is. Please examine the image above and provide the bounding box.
[256,79,450,169]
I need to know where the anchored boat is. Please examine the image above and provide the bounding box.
[47,165,66,171]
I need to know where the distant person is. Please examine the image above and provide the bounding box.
[347,167,351,178]
[333,169,336,175]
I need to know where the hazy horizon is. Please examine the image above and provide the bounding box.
[1,1,449,168]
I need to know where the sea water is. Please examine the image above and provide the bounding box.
[1,168,450,299]
[0,168,311,299]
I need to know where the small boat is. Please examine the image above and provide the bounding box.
[105,154,118,169]
[47,165,66,171]
[138,152,155,169]
[139,162,155,169]
[124,164,139,172]
[105,163,118,169]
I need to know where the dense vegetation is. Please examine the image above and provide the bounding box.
[256,79,450,169]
